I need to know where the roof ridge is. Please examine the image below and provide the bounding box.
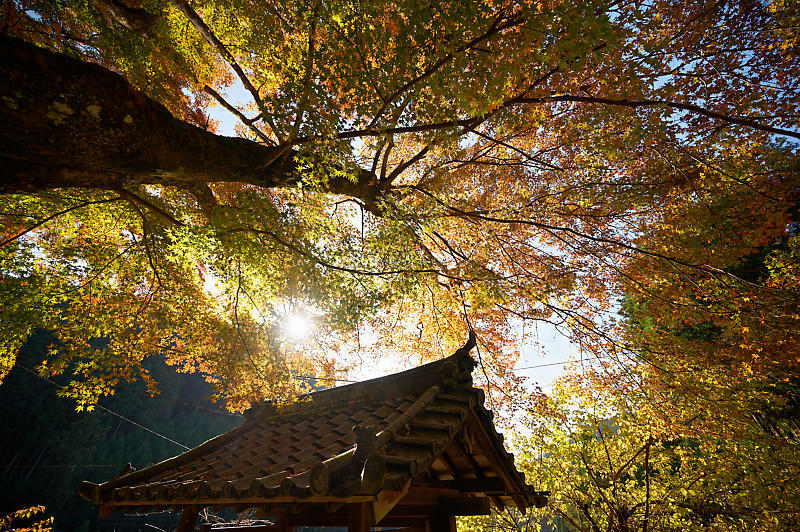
[244,333,477,421]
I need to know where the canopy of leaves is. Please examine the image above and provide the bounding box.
[1,0,798,442]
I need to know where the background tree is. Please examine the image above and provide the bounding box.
[461,388,800,531]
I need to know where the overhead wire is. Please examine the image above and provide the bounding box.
[514,358,597,371]
[15,353,605,440]
[16,365,190,450]
[125,386,243,419]
[0,464,120,469]
[6,358,581,471]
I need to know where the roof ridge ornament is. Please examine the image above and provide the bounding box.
[453,329,478,372]
[352,424,379,463]
[457,329,478,356]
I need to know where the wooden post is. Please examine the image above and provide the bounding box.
[348,502,373,532]
[274,519,291,532]
[176,507,199,532]
[426,515,456,532]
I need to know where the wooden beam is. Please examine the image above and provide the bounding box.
[437,451,460,481]
[453,420,510,510]
[389,498,490,517]
[442,497,489,516]
[418,478,507,493]
[284,515,426,528]
[451,438,485,477]
[426,515,456,532]
[98,504,116,518]
[176,507,199,532]
[373,479,411,523]
[348,502,373,532]
[404,485,463,503]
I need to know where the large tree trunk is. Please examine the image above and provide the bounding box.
[0,36,379,204]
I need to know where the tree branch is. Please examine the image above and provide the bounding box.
[168,0,283,141]
[91,0,158,35]
[515,94,800,140]
[402,183,767,282]
[385,145,429,184]
[290,1,319,139]
[114,187,182,226]
[366,11,525,130]
[643,436,653,532]
[0,196,122,248]
[203,85,273,145]
[221,226,468,280]
[0,36,385,209]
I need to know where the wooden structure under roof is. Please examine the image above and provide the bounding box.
[79,334,547,531]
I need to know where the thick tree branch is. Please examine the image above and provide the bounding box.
[91,0,158,36]
[114,187,182,226]
[385,145,429,184]
[0,36,383,209]
[184,183,219,215]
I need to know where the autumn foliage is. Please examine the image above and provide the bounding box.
[1,0,800,522]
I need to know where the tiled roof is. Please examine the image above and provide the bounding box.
[79,335,546,520]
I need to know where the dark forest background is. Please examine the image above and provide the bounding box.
[0,330,241,531]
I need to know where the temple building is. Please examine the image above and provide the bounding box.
[79,334,546,531]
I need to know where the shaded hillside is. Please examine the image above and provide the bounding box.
[0,331,240,531]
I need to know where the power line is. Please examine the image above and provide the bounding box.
[293,374,357,384]
[514,359,581,371]
[514,354,617,372]
[126,387,243,419]
[15,356,598,441]
[0,464,120,469]
[16,365,190,451]
[92,403,189,450]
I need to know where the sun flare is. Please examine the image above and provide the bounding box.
[283,313,312,340]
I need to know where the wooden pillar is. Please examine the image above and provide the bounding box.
[176,507,199,532]
[348,502,373,532]
[426,515,456,532]
[274,519,292,532]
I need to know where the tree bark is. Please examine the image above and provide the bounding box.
[91,0,159,36]
[0,36,381,206]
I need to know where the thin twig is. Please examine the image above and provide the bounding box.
[0,196,122,248]
[204,85,273,144]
